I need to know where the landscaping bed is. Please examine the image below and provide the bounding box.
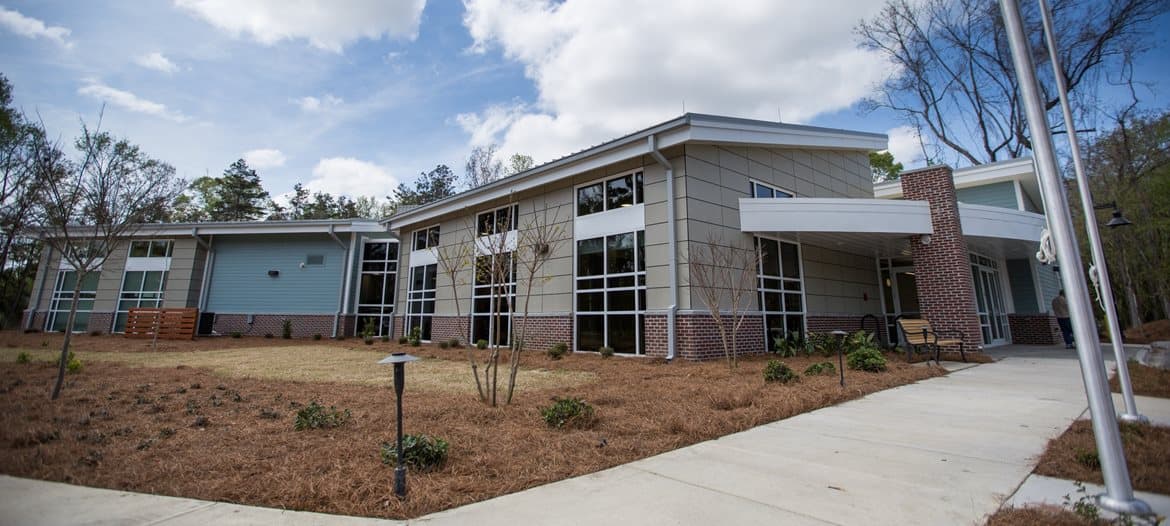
[1111,361,1170,399]
[986,505,1100,526]
[1032,420,1170,495]
[0,332,944,519]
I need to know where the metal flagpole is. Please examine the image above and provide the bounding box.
[1035,0,1146,425]
[998,0,1151,516]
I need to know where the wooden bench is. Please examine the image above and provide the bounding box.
[896,318,968,364]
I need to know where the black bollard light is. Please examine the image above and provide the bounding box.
[379,352,419,498]
[831,330,848,388]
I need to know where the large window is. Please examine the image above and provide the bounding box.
[412,226,441,251]
[128,240,174,258]
[577,171,644,217]
[756,237,805,347]
[113,271,167,332]
[406,263,436,341]
[472,252,516,346]
[47,270,100,332]
[575,230,646,354]
[750,181,794,199]
[477,205,518,237]
[358,241,399,337]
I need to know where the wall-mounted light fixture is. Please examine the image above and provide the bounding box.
[267,269,280,277]
[919,234,932,245]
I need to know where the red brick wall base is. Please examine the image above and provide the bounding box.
[211,314,352,339]
[671,313,767,361]
[1007,314,1062,345]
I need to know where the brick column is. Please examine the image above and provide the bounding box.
[900,165,983,349]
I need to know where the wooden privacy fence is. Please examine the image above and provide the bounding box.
[125,308,199,340]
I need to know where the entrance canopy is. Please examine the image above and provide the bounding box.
[739,197,1046,259]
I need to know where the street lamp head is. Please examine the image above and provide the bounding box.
[1106,208,1132,228]
[379,352,420,365]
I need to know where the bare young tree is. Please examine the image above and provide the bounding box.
[856,0,1165,165]
[471,205,515,407]
[464,144,503,189]
[505,200,566,404]
[37,117,183,400]
[687,233,763,370]
[435,217,484,401]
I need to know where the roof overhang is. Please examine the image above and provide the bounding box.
[389,114,888,230]
[740,198,932,235]
[958,203,1045,243]
[37,219,389,239]
[875,158,1039,204]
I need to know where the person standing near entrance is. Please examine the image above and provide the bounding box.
[1052,289,1074,348]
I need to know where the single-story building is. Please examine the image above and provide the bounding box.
[23,113,1065,358]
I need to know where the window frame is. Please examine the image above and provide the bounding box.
[411,225,441,251]
[749,180,795,199]
[405,263,437,342]
[754,234,807,348]
[575,170,645,217]
[46,269,100,333]
[112,269,168,333]
[128,240,174,258]
[573,229,647,355]
[476,204,519,238]
[357,240,400,338]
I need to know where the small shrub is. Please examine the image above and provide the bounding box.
[763,360,798,384]
[381,334,390,343]
[264,333,274,339]
[410,339,421,347]
[804,361,836,376]
[599,346,614,359]
[230,332,242,339]
[361,318,376,341]
[476,339,488,350]
[281,319,293,339]
[364,337,374,345]
[547,342,568,360]
[312,333,322,341]
[335,335,346,341]
[66,357,83,373]
[89,330,102,337]
[847,347,888,372]
[408,326,422,346]
[294,401,351,430]
[379,434,450,471]
[397,337,409,344]
[541,397,596,429]
[438,340,449,349]
[16,352,31,364]
[448,339,461,348]
[1075,449,1101,470]
[773,331,801,357]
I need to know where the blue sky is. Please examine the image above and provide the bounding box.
[2,1,1167,201]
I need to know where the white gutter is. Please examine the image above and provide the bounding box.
[197,234,215,312]
[25,244,52,330]
[327,225,350,338]
[648,134,679,361]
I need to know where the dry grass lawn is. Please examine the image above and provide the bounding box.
[1111,361,1170,399]
[985,505,1099,526]
[0,331,945,519]
[0,346,594,394]
[1033,420,1170,495]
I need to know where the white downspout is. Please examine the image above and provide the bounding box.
[328,225,349,338]
[648,135,678,361]
[196,233,215,312]
[25,243,52,330]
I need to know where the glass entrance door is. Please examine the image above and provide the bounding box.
[970,254,1008,345]
[880,259,920,345]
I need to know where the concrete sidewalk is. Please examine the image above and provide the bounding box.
[0,346,1139,525]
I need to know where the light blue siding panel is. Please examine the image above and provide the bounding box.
[206,235,346,313]
[956,181,1018,209]
[1036,260,1062,314]
[1006,258,1039,313]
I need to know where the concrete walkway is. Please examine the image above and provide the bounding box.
[0,345,1148,525]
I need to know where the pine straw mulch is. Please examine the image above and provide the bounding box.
[1032,420,1170,495]
[985,505,1102,526]
[1111,361,1170,399]
[0,345,944,520]
[1124,319,1170,344]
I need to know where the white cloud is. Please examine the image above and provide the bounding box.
[460,0,890,163]
[135,52,179,73]
[77,80,189,123]
[0,6,70,47]
[295,94,343,112]
[244,148,286,169]
[885,125,925,169]
[174,0,427,53]
[308,157,398,197]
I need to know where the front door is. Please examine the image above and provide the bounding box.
[880,259,920,345]
[971,254,1008,345]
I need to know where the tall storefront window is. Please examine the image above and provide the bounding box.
[575,230,646,354]
[756,237,805,348]
[357,241,399,337]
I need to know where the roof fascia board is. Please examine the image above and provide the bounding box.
[688,119,887,151]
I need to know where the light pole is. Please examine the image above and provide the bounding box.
[1035,0,1146,425]
[379,352,419,498]
[999,0,1151,516]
